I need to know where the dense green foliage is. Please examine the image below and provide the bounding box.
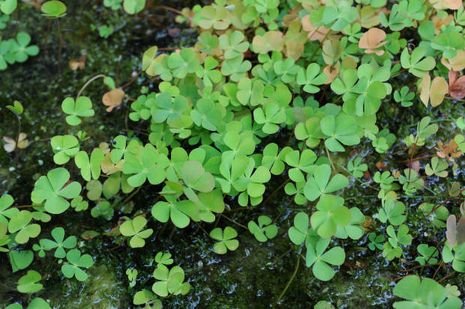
[2,0,465,307]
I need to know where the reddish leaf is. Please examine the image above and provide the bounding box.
[448,71,465,100]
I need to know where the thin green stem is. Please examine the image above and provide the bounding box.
[76,74,106,99]
[325,146,336,171]
[220,214,248,230]
[276,255,300,304]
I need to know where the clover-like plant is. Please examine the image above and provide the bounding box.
[61,96,95,126]
[152,265,191,297]
[41,0,67,18]
[8,211,41,244]
[120,216,153,248]
[31,167,82,214]
[311,195,351,239]
[61,249,94,281]
[50,135,80,165]
[393,275,462,309]
[304,164,348,201]
[34,227,77,258]
[16,270,43,294]
[209,226,239,254]
[248,215,278,242]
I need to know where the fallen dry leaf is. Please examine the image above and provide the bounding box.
[419,73,448,107]
[358,28,386,56]
[448,71,465,100]
[102,88,125,112]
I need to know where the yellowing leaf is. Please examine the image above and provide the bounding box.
[252,31,284,54]
[102,88,125,112]
[419,74,448,107]
[430,0,463,10]
[101,153,123,175]
[359,6,381,28]
[284,19,306,60]
[358,28,386,56]
[442,51,465,71]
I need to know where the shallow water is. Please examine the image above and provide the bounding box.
[1,1,465,308]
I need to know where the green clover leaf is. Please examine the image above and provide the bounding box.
[306,238,345,281]
[209,226,239,254]
[152,265,191,297]
[61,249,94,281]
[296,63,327,94]
[8,211,41,244]
[61,96,95,126]
[123,144,170,187]
[17,270,43,294]
[31,167,82,214]
[393,275,462,309]
[311,195,351,238]
[39,227,77,258]
[304,164,348,201]
[248,215,278,242]
[50,135,80,165]
[120,215,153,248]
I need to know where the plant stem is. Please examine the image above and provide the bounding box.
[276,255,300,304]
[76,74,106,99]
[220,214,248,230]
[153,5,184,16]
[325,145,336,171]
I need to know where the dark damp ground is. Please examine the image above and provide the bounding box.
[1,1,465,308]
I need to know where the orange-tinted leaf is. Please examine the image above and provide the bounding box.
[252,31,284,54]
[301,15,330,42]
[323,64,339,84]
[436,140,462,160]
[102,88,125,112]
[358,28,386,56]
[432,15,454,33]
